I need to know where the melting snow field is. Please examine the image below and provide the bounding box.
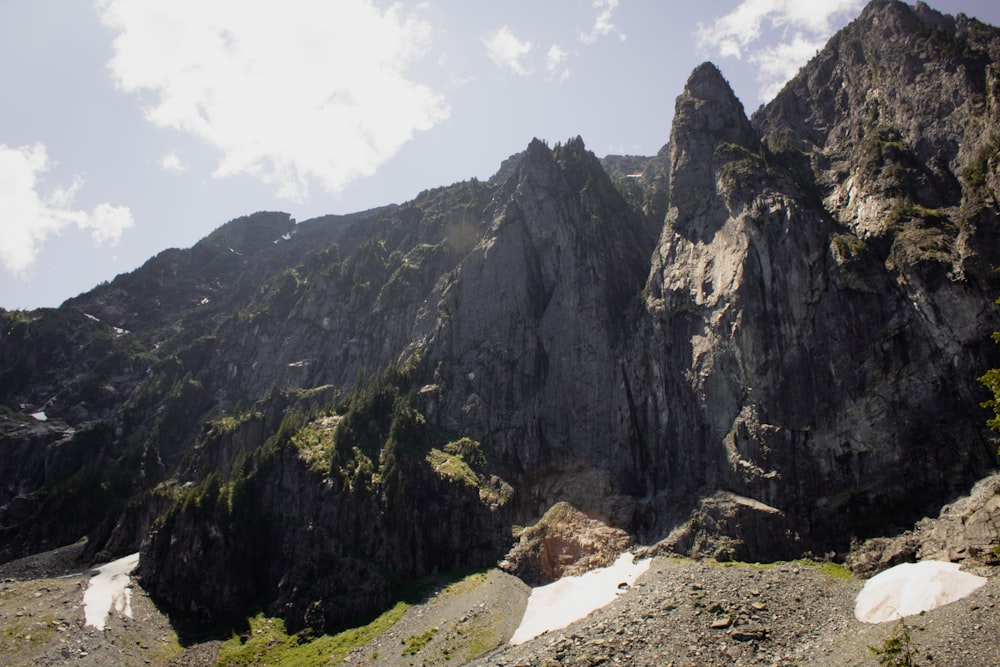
[854,560,987,624]
[83,552,140,630]
[509,552,651,645]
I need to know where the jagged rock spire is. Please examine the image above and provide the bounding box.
[671,62,757,153]
[665,62,761,240]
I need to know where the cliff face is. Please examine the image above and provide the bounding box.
[1,0,999,633]
[629,41,1000,558]
[413,137,656,520]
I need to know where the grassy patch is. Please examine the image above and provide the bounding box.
[207,409,263,436]
[426,448,478,487]
[435,570,488,601]
[401,626,439,656]
[808,560,852,580]
[290,416,340,473]
[216,601,411,666]
[708,559,853,579]
[0,614,56,655]
[831,233,867,261]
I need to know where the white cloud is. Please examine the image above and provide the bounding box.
[96,0,449,202]
[483,26,533,75]
[580,0,624,45]
[160,151,187,173]
[697,0,862,100]
[0,143,134,276]
[545,44,570,82]
[750,33,825,100]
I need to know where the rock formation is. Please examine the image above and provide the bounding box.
[0,0,999,634]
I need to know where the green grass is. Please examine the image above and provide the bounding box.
[216,601,411,666]
[290,417,339,473]
[435,571,488,601]
[426,448,478,487]
[401,627,439,656]
[707,558,853,579]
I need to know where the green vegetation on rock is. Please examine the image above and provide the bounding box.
[869,619,921,667]
[217,602,412,667]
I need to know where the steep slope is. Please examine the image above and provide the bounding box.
[628,52,999,560]
[0,0,998,638]
[412,137,655,518]
[136,137,656,631]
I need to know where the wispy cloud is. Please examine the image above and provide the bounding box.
[580,0,624,44]
[545,44,570,82]
[0,143,133,276]
[483,26,533,75]
[96,0,448,202]
[697,0,863,100]
[160,151,187,174]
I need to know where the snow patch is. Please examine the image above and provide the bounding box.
[30,411,47,421]
[509,552,650,645]
[854,560,987,624]
[84,313,100,322]
[83,552,140,630]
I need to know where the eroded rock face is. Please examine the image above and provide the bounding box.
[627,10,1000,547]
[140,420,513,633]
[414,137,655,519]
[500,501,632,586]
[848,471,1000,577]
[1,0,999,635]
[640,492,806,564]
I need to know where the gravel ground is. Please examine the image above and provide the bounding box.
[470,557,1000,667]
[0,541,183,667]
[0,542,996,666]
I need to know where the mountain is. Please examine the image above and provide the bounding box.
[1,0,999,636]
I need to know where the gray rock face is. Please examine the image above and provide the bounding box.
[625,5,1000,557]
[1,0,999,634]
[500,501,632,585]
[414,137,655,519]
[847,471,1000,577]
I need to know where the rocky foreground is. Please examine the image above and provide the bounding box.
[0,544,997,667]
[2,472,999,667]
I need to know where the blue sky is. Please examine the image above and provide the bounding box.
[2,0,999,310]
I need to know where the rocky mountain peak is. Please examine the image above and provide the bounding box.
[197,210,295,257]
[663,62,763,241]
[1,0,1000,646]
[672,62,757,152]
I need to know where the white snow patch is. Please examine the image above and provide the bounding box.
[84,313,100,322]
[30,411,47,421]
[854,560,987,624]
[83,552,140,630]
[509,552,650,645]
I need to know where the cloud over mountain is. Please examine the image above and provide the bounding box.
[0,143,133,277]
[697,0,863,100]
[96,0,449,201]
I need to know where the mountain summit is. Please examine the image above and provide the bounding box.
[1,0,999,637]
